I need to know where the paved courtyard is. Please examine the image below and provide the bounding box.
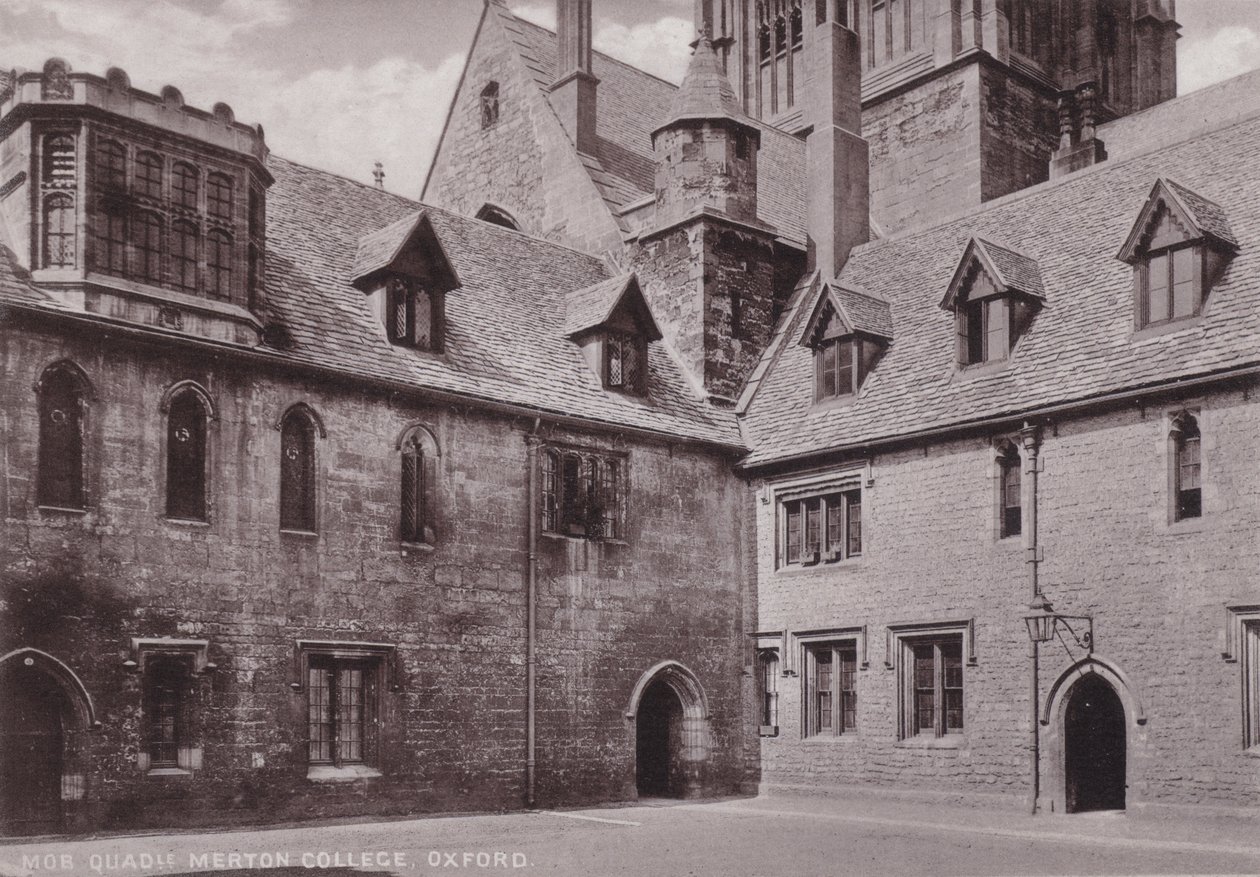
[4,795,1260,877]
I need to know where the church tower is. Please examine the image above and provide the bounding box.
[633,35,781,402]
[709,0,1179,233]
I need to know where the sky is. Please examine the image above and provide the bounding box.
[0,1,1256,199]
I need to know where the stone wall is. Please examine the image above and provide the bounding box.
[0,320,751,831]
[751,384,1260,812]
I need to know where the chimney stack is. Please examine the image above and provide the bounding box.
[550,0,599,155]
[806,5,870,280]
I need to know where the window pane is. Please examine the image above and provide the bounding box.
[785,502,801,564]
[541,451,559,532]
[825,495,844,555]
[846,490,862,558]
[337,667,364,763]
[804,498,821,560]
[839,647,857,731]
[207,231,232,298]
[1147,253,1169,323]
[562,455,584,535]
[814,650,832,732]
[96,205,127,274]
[1001,453,1022,537]
[608,335,624,387]
[307,665,333,763]
[413,290,433,348]
[966,300,985,364]
[38,369,84,508]
[400,440,423,542]
[146,660,184,767]
[836,338,854,395]
[133,212,164,284]
[97,140,127,191]
[760,653,778,727]
[1171,247,1197,318]
[135,152,163,200]
[43,194,76,269]
[207,173,234,222]
[985,297,1009,361]
[173,163,199,211]
[913,644,934,734]
[1177,425,1201,520]
[166,393,207,520]
[172,222,198,292]
[942,641,964,732]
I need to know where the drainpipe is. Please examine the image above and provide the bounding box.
[525,421,541,808]
[1020,422,1044,814]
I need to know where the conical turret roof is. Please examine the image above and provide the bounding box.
[653,35,754,135]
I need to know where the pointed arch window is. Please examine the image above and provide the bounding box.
[133,211,164,284]
[172,162,199,211]
[399,426,439,546]
[166,388,210,521]
[135,151,163,200]
[43,194,76,268]
[171,221,199,293]
[1171,412,1201,521]
[280,408,319,533]
[37,364,88,509]
[997,442,1022,538]
[480,82,500,129]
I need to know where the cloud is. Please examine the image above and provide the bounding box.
[509,2,556,30]
[595,18,693,83]
[1179,25,1260,93]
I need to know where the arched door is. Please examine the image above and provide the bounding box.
[635,678,684,797]
[0,661,68,835]
[1065,675,1126,813]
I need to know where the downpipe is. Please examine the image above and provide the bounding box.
[525,420,541,808]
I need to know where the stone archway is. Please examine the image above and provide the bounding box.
[0,649,97,836]
[1040,655,1146,815]
[625,661,711,799]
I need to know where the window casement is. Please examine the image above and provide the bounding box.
[997,441,1022,539]
[135,150,163,201]
[171,221,199,293]
[399,425,439,546]
[96,138,127,192]
[172,162,199,212]
[206,230,233,299]
[480,82,500,129]
[959,295,1011,366]
[95,199,128,275]
[778,486,861,567]
[605,330,647,395]
[1170,411,1201,522]
[132,210,164,284]
[898,633,964,740]
[295,642,392,776]
[804,641,857,737]
[814,336,864,402]
[164,387,211,521]
[279,407,319,533]
[386,277,440,351]
[540,447,626,541]
[1118,179,1237,332]
[757,650,780,735]
[144,656,192,771]
[36,362,89,510]
[800,283,892,403]
[206,172,234,223]
[42,193,76,269]
[1225,607,1260,751]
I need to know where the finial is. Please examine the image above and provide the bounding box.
[373,161,385,189]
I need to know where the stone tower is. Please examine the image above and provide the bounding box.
[634,35,780,402]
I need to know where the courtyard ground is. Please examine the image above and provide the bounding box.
[3,793,1260,877]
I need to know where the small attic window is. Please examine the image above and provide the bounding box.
[1118,181,1238,333]
[386,277,440,351]
[564,273,663,399]
[480,82,500,129]
[605,331,648,395]
[942,239,1044,370]
[800,283,892,404]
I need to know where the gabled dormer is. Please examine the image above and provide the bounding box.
[352,211,459,354]
[565,273,663,397]
[941,238,1045,369]
[799,282,891,403]
[1116,179,1238,332]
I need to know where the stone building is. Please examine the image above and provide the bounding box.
[2,0,1259,836]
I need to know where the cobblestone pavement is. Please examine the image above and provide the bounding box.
[4,795,1260,877]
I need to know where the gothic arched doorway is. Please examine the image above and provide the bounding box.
[1,661,69,834]
[1064,674,1126,812]
[626,661,711,800]
[635,678,682,796]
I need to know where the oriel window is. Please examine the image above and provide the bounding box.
[207,230,233,298]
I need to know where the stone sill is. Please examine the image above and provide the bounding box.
[37,505,88,516]
[774,558,866,577]
[540,532,628,547]
[400,541,436,556]
[758,725,779,738]
[953,360,1010,382]
[1163,517,1206,536]
[307,764,382,783]
[164,517,210,528]
[896,735,966,751]
[280,529,319,540]
[801,734,860,744]
[145,767,192,778]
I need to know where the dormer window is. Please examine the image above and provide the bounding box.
[386,278,437,350]
[942,238,1044,370]
[565,273,663,397]
[352,211,459,355]
[1118,179,1238,332]
[800,281,892,403]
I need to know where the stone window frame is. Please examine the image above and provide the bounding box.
[290,640,397,781]
[771,466,869,569]
[796,626,867,740]
[539,444,628,542]
[34,359,93,512]
[885,619,976,747]
[1222,605,1260,752]
[128,638,213,776]
[276,402,326,535]
[1167,408,1203,525]
[603,329,648,396]
[751,630,787,737]
[993,438,1023,540]
[159,380,217,525]
[397,422,440,549]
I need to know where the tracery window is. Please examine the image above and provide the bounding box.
[541,448,625,541]
[43,194,76,268]
[165,388,210,521]
[1171,412,1201,521]
[280,408,318,533]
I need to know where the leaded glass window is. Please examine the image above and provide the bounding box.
[1000,446,1022,538]
[807,642,857,737]
[207,172,233,222]
[1174,413,1201,520]
[133,210,164,284]
[307,658,378,766]
[172,162,199,211]
[207,230,232,298]
[135,151,163,200]
[43,194,76,268]
[909,637,964,738]
[145,658,188,769]
[779,488,861,567]
[171,221,198,292]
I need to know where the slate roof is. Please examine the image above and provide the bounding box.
[563,273,662,340]
[350,212,424,283]
[504,13,808,245]
[974,238,1047,299]
[740,109,1260,467]
[1164,179,1238,248]
[655,36,751,134]
[0,156,743,449]
[833,285,894,340]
